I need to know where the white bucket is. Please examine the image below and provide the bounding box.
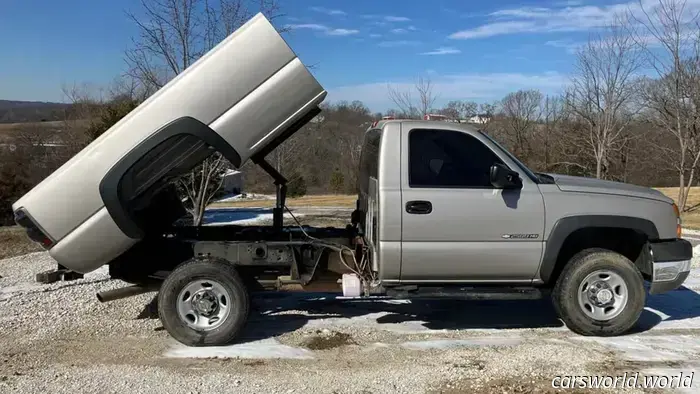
[341,274,362,297]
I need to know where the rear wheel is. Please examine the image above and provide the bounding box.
[552,248,645,336]
[158,257,249,346]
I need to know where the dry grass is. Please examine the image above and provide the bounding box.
[0,226,42,261]
[209,194,356,209]
[657,187,700,229]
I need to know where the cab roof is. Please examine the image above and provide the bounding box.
[368,118,482,132]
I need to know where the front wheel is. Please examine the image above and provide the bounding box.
[552,248,645,336]
[158,257,250,346]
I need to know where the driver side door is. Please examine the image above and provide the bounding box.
[399,127,545,283]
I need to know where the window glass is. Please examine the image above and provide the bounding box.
[408,128,504,188]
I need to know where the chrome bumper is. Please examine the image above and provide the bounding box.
[648,239,693,295]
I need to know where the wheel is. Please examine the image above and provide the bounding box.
[158,257,249,346]
[552,248,645,336]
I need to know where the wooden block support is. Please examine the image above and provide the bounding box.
[35,268,84,284]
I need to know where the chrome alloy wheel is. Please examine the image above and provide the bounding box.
[177,280,231,331]
[577,270,629,321]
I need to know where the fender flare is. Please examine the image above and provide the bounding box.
[539,215,659,284]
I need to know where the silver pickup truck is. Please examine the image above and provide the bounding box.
[11,14,692,347]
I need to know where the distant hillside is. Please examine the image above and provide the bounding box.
[0,100,70,123]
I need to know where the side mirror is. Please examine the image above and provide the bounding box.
[490,163,522,189]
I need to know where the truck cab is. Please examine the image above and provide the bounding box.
[358,119,547,284]
[356,119,692,336]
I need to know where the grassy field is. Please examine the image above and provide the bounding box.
[657,187,700,229]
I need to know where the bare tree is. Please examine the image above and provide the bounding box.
[178,154,230,224]
[387,75,438,118]
[541,95,565,172]
[565,20,643,179]
[438,100,478,120]
[125,0,285,225]
[60,83,105,154]
[501,89,543,157]
[630,0,700,210]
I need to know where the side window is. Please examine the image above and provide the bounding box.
[408,128,504,188]
[358,129,381,194]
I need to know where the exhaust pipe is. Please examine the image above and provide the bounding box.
[96,284,158,303]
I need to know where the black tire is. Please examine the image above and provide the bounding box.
[158,257,249,346]
[552,248,645,336]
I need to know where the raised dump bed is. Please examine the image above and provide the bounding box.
[12,13,327,275]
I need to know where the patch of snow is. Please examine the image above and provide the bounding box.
[212,193,275,203]
[682,228,700,236]
[570,335,700,362]
[692,245,700,268]
[164,338,314,359]
[203,212,304,226]
[682,269,700,290]
[638,367,699,394]
[401,337,523,350]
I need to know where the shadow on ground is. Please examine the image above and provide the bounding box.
[136,282,700,343]
[636,285,700,331]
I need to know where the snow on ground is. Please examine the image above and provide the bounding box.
[161,268,700,363]
[693,244,700,268]
[3,228,700,392]
[212,193,275,203]
[201,208,304,226]
[400,337,524,350]
[3,249,700,393]
[165,338,315,360]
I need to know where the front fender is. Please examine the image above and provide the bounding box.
[538,215,659,284]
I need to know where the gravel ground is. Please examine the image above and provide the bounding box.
[2,250,700,393]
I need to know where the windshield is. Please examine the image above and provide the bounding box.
[479,130,540,183]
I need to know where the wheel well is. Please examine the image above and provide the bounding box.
[547,227,648,286]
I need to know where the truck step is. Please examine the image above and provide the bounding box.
[385,286,543,301]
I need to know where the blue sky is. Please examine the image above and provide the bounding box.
[1,0,695,111]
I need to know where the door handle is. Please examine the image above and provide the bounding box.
[406,200,432,214]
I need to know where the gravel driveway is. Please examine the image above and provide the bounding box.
[1,248,700,393]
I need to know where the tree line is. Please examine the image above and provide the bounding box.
[2,0,700,227]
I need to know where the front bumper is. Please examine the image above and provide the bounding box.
[648,238,693,295]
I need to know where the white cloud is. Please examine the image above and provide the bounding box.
[449,21,537,39]
[420,47,461,55]
[408,25,418,31]
[310,6,346,16]
[327,28,360,36]
[391,28,408,34]
[286,24,359,36]
[327,72,567,111]
[369,33,382,38]
[286,23,327,31]
[449,0,700,39]
[385,16,411,22]
[545,39,582,53]
[363,15,411,22]
[377,40,421,47]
